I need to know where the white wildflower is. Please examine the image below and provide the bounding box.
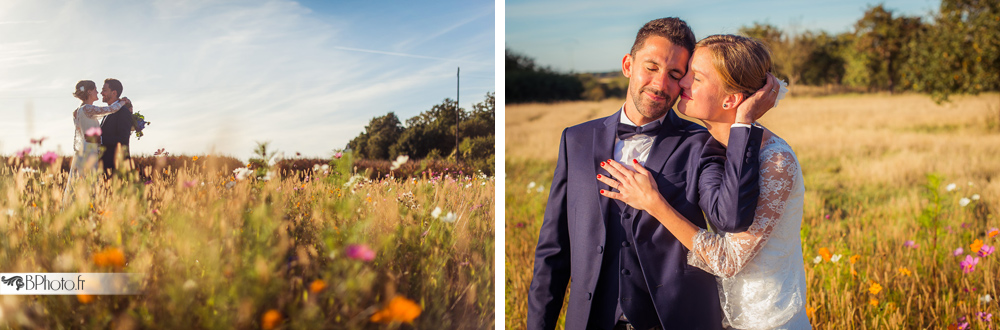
[969,181,974,186]
[5,209,13,217]
[233,167,251,180]
[441,212,457,223]
[431,207,442,219]
[972,194,980,200]
[528,181,536,190]
[960,198,971,207]
[19,167,35,173]
[830,254,842,263]
[812,256,822,264]
[262,171,273,181]
[321,164,329,171]
[183,279,197,291]
[981,294,993,304]
[946,183,957,191]
[390,155,409,170]
[343,174,363,188]
[536,184,545,193]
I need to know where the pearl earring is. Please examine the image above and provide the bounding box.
[723,104,728,108]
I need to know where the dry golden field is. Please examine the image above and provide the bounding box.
[506,93,1000,329]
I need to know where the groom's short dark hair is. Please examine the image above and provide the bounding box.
[630,17,696,57]
[104,78,123,97]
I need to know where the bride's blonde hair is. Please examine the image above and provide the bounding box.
[73,80,96,101]
[696,35,772,99]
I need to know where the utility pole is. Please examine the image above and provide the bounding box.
[456,67,460,161]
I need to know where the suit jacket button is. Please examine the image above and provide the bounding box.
[588,292,593,300]
[621,269,630,275]
[622,241,630,247]
[623,213,632,219]
[598,246,604,254]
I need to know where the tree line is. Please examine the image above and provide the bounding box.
[346,92,495,174]
[507,0,999,103]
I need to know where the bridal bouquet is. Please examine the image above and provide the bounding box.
[132,112,150,140]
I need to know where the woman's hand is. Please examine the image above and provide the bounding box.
[597,159,664,211]
[120,97,131,105]
[735,73,779,124]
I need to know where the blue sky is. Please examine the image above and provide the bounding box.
[0,0,495,160]
[506,0,939,73]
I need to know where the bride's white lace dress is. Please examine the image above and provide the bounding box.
[688,134,810,330]
[62,101,124,201]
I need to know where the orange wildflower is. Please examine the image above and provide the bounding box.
[77,294,93,304]
[309,279,327,293]
[898,267,911,276]
[869,282,882,295]
[990,229,999,238]
[849,254,860,264]
[261,309,282,330]
[869,298,878,306]
[806,307,816,319]
[971,239,984,254]
[818,247,832,262]
[370,296,422,324]
[92,248,125,268]
[192,156,198,161]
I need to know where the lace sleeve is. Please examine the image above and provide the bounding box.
[687,147,798,278]
[81,101,123,118]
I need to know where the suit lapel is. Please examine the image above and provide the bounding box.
[594,110,620,223]
[643,110,684,175]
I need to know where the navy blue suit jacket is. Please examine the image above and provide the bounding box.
[527,109,762,330]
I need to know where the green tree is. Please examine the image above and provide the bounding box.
[848,4,923,92]
[903,0,1000,101]
[347,112,403,160]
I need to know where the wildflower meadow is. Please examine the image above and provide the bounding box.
[0,143,494,329]
[505,94,1000,329]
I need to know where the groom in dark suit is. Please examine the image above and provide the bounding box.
[99,78,133,176]
[527,18,776,330]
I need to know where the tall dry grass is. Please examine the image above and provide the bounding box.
[1,152,494,329]
[506,93,1000,329]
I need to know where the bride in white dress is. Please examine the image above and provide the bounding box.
[63,80,129,203]
[599,35,809,329]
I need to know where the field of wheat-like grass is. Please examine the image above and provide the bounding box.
[505,93,1000,329]
[0,152,494,329]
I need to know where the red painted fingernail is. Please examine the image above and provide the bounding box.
[597,174,602,179]
[600,162,605,167]
[600,189,605,194]
[633,159,638,164]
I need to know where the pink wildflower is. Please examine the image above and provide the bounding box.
[979,245,995,257]
[904,240,917,248]
[41,151,58,164]
[30,137,46,145]
[184,180,198,188]
[954,247,964,256]
[85,127,102,137]
[961,255,980,274]
[345,244,375,262]
[977,311,992,322]
[16,147,31,158]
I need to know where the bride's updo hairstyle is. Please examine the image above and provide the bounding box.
[73,80,96,101]
[696,35,772,100]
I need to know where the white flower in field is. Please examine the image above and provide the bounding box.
[261,171,273,181]
[431,207,442,219]
[5,209,13,217]
[19,167,35,173]
[830,254,842,263]
[972,194,980,200]
[322,164,329,171]
[536,184,545,193]
[313,164,321,171]
[981,294,993,304]
[946,183,957,192]
[390,155,409,170]
[465,183,472,188]
[960,198,971,207]
[528,181,536,190]
[969,181,974,186]
[233,167,251,180]
[441,212,457,223]
[812,256,822,264]
[183,279,197,291]
[344,174,363,188]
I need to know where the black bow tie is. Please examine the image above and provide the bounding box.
[617,121,662,140]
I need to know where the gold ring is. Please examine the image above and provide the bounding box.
[771,89,777,93]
